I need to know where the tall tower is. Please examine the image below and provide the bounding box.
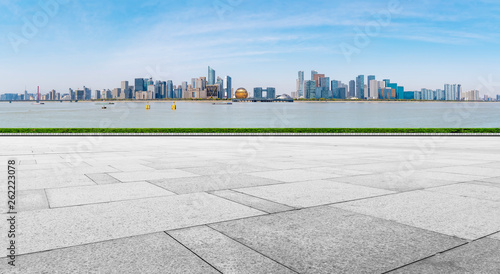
[225,76,232,99]
[356,75,365,99]
[297,71,304,98]
[311,70,318,81]
[208,66,216,85]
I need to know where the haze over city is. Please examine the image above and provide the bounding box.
[1,0,500,94]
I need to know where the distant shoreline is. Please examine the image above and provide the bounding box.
[0,100,497,104]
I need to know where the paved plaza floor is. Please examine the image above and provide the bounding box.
[1,136,499,273]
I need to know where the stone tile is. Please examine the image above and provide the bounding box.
[108,169,199,182]
[0,233,219,274]
[334,171,483,192]
[109,163,155,172]
[46,182,176,208]
[168,226,295,274]
[181,164,273,176]
[237,180,394,208]
[334,190,500,240]
[247,169,341,183]
[150,174,284,194]
[251,160,321,170]
[426,166,500,177]
[0,189,49,213]
[426,183,500,202]
[211,190,295,213]
[9,192,263,255]
[490,233,500,241]
[392,238,500,274]
[211,206,465,274]
[307,166,374,177]
[19,159,36,165]
[143,160,214,170]
[19,170,95,190]
[470,161,500,169]
[85,173,122,185]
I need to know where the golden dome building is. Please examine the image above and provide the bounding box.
[234,88,248,99]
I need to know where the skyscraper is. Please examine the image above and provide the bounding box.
[367,75,375,99]
[135,79,145,92]
[319,77,330,99]
[356,75,365,99]
[311,70,318,81]
[266,87,276,99]
[167,80,174,98]
[297,71,304,98]
[349,80,355,98]
[331,80,340,99]
[225,76,232,99]
[313,74,325,87]
[208,66,216,85]
[254,87,263,98]
[305,80,316,99]
[457,84,462,101]
[216,77,224,99]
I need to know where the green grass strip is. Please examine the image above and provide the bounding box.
[0,128,500,134]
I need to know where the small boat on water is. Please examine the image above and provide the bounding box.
[212,102,232,105]
[102,106,107,109]
[32,102,45,105]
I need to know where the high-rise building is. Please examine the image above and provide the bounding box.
[134,78,144,91]
[319,77,330,99]
[84,86,92,100]
[94,90,101,100]
[311,70,318,81]
[367,75,375,99]
[197,77,207,91]
[444,84,458,101]
[331,80,340,99]
[457,84,462,101]
[207,85,219,98]
[167,80,174,98]
[368,80,380,99]
[208,66,216,85]
[121,81,130,99]
[313,74,325,87]
[191,78,197,89]
[254,87,263,98]
[349,80,355,98]
[216,77,224,99]
[356,75,365,99]
[297,71,304,98]
[266,87,276,99]
[305,80,316,99]
[225,76,232,99]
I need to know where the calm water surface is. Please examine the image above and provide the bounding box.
[0,101,499,128]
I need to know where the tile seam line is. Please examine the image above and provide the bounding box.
[205,225,302,274]
[164,232,224,274]
[206,192,271,214]
[383,230,500,273]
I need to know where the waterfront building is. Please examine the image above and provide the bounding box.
[297,71,304,98]
[464,90,480,101]
[134,79,145,92]
[76,90,84,100]
[356,75,365,99]
[331,80,340,99]
[305,81,316,99]
[94,90,101,100]
[84,86,92,100]
[338,87,347,99]
[225,76,232,99]
[112,88,121,99]
[367,75,375,98]
[313,74,325,88]
[167,80,174,98]
[349,80,355,98]
[311,70,318,81]
[254,87,263,98]
[208,66,216,85]
[457,84,462,101]
[207,85,219,98]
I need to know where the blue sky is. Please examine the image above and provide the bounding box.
[1,0,500,95]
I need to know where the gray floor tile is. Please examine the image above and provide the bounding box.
[0,189,49,213]
[391,238,500,274]
[108,169,199,182]
[168,226,295,274]
[85,173,122,185]
[0,233,219,274]
[334,171,483,192]
[237,180,394,208]
[211,190,295,213]
[10,192,263,255]
[426,166,500,177]
[149,174,284,194]
[247,169,341,183]
[426,183,500,202]
[211,206,465,274]
[334,190,500,240]
[46,182,176,208]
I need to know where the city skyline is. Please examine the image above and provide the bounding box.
[1,1,500,94]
